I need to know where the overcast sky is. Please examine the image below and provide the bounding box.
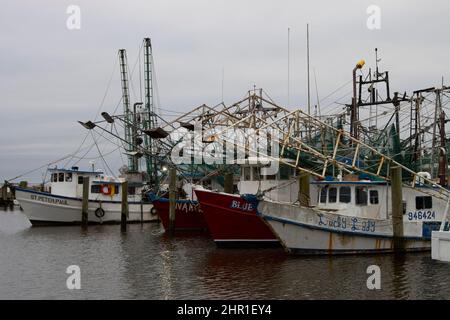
[1,0,449,182]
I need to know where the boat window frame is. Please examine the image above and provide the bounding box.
[328,187,337,203]
[252,167,259,181]
[65,173,73,183]
[265,173,277,180]
[339,186,351,203]
[279,165,291,180]
[416,196,432,210]
[58,172,64,182]
[243,167,251,181]
[319,186,328,204]
[369,189,379,205]
[52,173,58,182]
[91,185,101,194]
[355,186,368,206]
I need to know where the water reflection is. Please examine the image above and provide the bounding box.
[1,210,450,299]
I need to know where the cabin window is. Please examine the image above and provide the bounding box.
[279,165,291,180]
[243,167,251,181]
[58,173,64,182]
[369,190,379,204]
[252,167,259,181]
[128,186,136,195]
[328,187,337,203]
[355,186,368,205]
[416,196,432,210]
[65,173,73,182]
[265,174,277,180]
[52,173,58,182]
[91,185,101,194]
[78,176,84,184]
[114,185,120,194]
[339,187,351,203]
[320,187,328,203]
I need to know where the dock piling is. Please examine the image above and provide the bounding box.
[81,176,89,228]
[169,167,176,235]
[224,172,233,194]
[298,173,310,206]
[390,166,405,251]
[121,181,128,232]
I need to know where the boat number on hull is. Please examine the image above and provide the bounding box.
[30,194,68,206]
[407,211,436,221]
[230,200,254,212]
[318,214,376,233]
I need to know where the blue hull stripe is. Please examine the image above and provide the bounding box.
[262,214,427,241]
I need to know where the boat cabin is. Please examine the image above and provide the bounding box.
[313,180,446,222]
[47,167,143,202]
[238,162,299,203]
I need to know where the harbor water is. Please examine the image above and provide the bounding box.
[1,208,450,300]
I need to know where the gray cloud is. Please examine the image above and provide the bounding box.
[1,0,449,181]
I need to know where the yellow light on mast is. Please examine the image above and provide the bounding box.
[356,60,365,69]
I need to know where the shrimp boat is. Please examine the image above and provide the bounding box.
[149,183,208,232]
[257,177,449,254]
[194,162,303,247]
[15,167,157,225]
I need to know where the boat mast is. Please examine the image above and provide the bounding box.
[306,24,311,118]
[143,38,158,185]
[437,90,447,186]
[119,49,137,172]
[350,60,365,141]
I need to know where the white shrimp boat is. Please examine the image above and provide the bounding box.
[257,179,449,254]
[15,167,157,225]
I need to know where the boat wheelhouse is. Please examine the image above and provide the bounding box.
[15,167,157,225]
[257,178,448,254]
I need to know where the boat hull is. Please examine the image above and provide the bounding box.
[194,189,279,247]
[258,200,437,254]
[152,198,208,232]
[15,188,157,225]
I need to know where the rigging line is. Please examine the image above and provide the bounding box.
[319,79,353,104]
[72,141,97,166]
[63,56,120,168]
[138,43,143,103]
[72,123,118,166]
[6,154,75,182]
[320,90,353,113]
[128,40,145,103]
[62,133,90,168]
[90,130,117,179]
[72,121,124,167]
[113,124,126,166]
[151,53,162,118]
[68,145,123,160]
[94,56,120,122]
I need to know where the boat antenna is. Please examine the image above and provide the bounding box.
[221,66,224,102]
[287,27,290,107]
[313,67,321,117]
[375,47,380,79]
[307,23,311,117]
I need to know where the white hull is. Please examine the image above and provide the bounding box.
[432,231,450,262]
[16,188,158,224]
[258,200,437,254]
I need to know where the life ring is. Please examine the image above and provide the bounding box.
[95,207,105,218]
[101,185,112,195]
[150,207,157,216]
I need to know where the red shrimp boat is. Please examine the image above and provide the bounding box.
[151,197,208,232]
[194,189,279,247]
